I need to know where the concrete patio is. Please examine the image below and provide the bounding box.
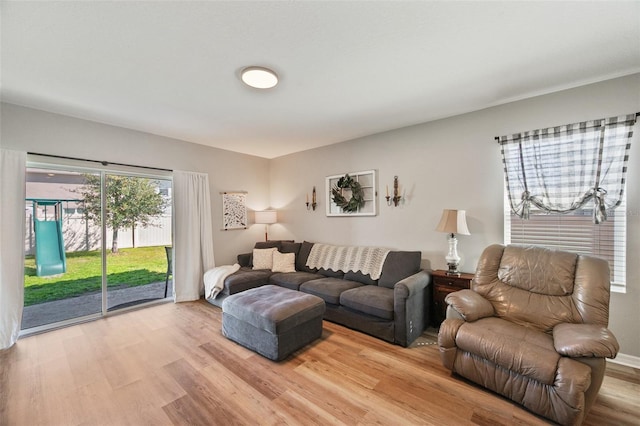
[21,279,173,330]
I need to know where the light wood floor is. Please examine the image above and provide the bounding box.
[1,300,638,425]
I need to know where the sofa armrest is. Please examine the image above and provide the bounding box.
[553,323,620,358]
[394,270,429,298]
[444,289,494,322]
[237,252,252,268]
[393,270,430,347]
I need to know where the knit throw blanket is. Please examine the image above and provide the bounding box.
[204,263,241,299]
[305,243,390,280]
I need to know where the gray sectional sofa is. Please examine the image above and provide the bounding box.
[206,240,431,347]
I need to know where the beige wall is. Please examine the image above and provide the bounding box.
[3,74,638,358]
[269,73,640,358]
[0,103,270,265]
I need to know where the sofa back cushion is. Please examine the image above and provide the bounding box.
[237,252,252,268]
[344,270,377,286]
[255,240,293,251]
[296,241,317,273]
[281,241,301,254]
[281,241,301,264]
[378,251,422,289]
[317,268,344,279]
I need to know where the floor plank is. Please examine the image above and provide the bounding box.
[1,300,638,425]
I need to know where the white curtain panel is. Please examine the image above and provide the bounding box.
[0,149,26,350]
[173,171,215,302]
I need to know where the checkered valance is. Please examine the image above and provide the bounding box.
[498,114,636,224]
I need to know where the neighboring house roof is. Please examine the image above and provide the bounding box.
[26,169,85,201]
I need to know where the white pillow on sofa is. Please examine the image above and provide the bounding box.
[253,248,277,270]
[272,251,296,273]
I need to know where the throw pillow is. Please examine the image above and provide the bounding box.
[272,251,296,273]
[252,248,277,270]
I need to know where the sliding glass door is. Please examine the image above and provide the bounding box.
[22,161,173,332]
[23,167,103,329]
[104,173,172,311]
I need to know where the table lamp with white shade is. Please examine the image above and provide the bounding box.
[435,209,470,276]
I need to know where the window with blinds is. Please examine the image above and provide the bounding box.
[505,194,626,292]
[499,114,636,293]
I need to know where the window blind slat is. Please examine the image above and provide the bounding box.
[506,199,626,287]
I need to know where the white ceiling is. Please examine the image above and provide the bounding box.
[2,1,639,159]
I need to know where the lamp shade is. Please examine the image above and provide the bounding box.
[435,209,470,235]
[255,210,277,224]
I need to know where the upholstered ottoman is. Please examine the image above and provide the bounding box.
[221,285,326,361]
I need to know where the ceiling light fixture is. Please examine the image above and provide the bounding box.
[241,66,278,89]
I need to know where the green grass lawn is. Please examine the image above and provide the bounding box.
[24,246,169,306]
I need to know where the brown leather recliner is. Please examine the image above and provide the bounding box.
[438,244,619,426]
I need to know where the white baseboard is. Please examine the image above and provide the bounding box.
[608,352,640,369]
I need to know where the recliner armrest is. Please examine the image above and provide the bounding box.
[444,289,494,322]
[553,323,620,358]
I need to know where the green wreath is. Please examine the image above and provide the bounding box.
[331,174,365,213]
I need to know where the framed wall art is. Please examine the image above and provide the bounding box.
[326,170,377,216]
[221,191,247,230]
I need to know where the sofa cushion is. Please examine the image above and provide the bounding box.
[378,251,421,289]
[296,241,317,273]
[299,278,363,305]
[223,267,271,295]
[269,271,323,290]
[340,286,394,320]
[344,270,377,286]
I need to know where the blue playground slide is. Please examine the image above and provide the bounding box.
[34,217,67,277]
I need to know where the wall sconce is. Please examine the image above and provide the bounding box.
[385,176,402,207]
[306,186,317,211]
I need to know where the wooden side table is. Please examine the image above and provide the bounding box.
[432,269,474,327]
